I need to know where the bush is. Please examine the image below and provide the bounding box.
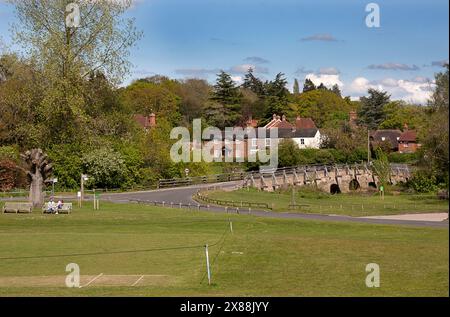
[388,152,419,164]
[407,172,438,193]
[47,144,84,190]
[82,147,131,189]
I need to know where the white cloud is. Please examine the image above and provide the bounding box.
[344,76,434,104]
[305,73,343,89]
[231,76,243,84]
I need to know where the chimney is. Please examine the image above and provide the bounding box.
[403,123,408,131]
[149,113,156,128]
[282,115,286,121]
[273,113,277,120]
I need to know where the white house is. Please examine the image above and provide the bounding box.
[263,114,322,149]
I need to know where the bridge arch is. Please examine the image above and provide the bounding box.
[330,184,341,194]
[349,179,360,191]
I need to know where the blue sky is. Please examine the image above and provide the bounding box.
[0,0,448,103]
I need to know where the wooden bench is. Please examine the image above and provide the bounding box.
[2,202,33,214]
[42,203,73,214]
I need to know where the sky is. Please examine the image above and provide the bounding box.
[0,0,448,103]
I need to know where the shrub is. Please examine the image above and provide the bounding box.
[407,172,438,193]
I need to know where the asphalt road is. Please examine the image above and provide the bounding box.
[99,182,449,228]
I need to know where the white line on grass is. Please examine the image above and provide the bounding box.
[79,273,103,288]
[132,275,145,287]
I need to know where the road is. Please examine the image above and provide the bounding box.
[99,182,449,228]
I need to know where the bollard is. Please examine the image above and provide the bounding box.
[162,201,165,207]
[179,203,182,209]
[249,207,251,214]
[198,204,201,211]
[225,206,228,214]
[236,207,240,214]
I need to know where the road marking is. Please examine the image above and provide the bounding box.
[79,273,103,288]
[132,275,145,287]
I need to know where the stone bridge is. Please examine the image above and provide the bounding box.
[243,164,411,193]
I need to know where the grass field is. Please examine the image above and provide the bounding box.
[202,188,449,217]
[0,201,448,296]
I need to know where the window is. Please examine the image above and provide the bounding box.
[265,138,271,147]
[381,137,386,141]
[300,139,305,145]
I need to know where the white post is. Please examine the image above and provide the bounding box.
[205,244,211,285]
[229,220,233,234]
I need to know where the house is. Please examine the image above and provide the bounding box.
[264,114,321,149]
[398,129,421,153]
[370,129,402,152]
[200,114,322,161]
[133,113,156,131]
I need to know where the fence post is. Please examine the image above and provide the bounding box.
[205,244,211,286]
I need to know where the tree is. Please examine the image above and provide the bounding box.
[293,79,300,95]
[428,64,449,112]
[358,89,390,129]
[82,147,129,189]
[211,71,241,105]
[264,73,289,118]
[420,65,449,187]
[177,78,211,123]
[242,67,265,96]
[331,84,341,97]
[317,83,327,90]
[292,89,353,128]
[303,78,316,93]
[6,0,142,145]
[373,148,391,188]
[8,0,142,84]
[19,149,53,207]
[120,80,182,125]
[208,71,242,127]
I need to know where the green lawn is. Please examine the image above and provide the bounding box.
[0,201,448,296]
[202,188,449,217]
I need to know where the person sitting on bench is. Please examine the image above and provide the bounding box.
[47,199,57,214]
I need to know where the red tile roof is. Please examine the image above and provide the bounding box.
[295,117,317,129]
[399,130,417,142]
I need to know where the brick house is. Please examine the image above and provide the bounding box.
[398,130,421,153]
[133,113,156,131]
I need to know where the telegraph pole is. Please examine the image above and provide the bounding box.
[367,128,371,164]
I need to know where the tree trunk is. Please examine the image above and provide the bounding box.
[29,173,44,208]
